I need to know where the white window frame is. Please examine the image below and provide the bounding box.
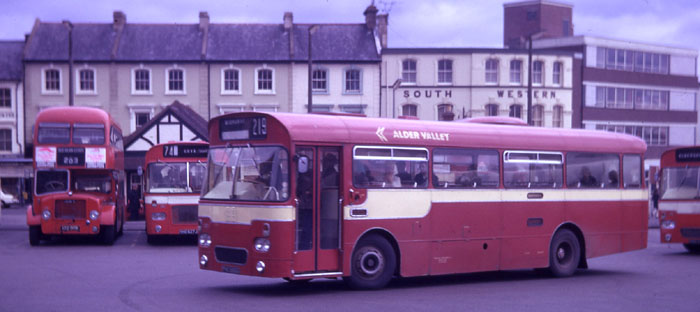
[253,104,280,112]
[165,66,186,95]
[485,103,499,116]
[532,104,544,127]
[553,61,563,86]
[311,67,329,94]
[402,103,418,117]
[343,67,363,94]
[75,67,97,95]
[254,66,275,95]
[41,66,62,94]
[437,59,453,85]
[131,65,152,95]
[509,59,522,85]
[485,58,499,84]
[553,105,563,128]
[217,103,247,116]
[221,66,242,95]
[532,60,544,86]
[0,127,12,152]
[128,104,155,132]
[401,59,417,85]
[437,103,454,121]
[0,87,12,109]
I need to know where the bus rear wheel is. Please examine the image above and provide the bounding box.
[29,226,42,246]
[548,229,580,277]
[344,235,396,290]
[683,243,700,254]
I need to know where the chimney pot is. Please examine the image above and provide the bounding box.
[284,12,293,30]
[364,4,378,30]
[199,11,210,32]
[113,11,126,31]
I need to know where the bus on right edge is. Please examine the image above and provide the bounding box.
[659,146,700,253]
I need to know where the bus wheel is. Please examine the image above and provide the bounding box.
[683,243,700,254]
[344,235,396,290]
[146,234,158,245]
[101,225,116,245]
[548,229,580,277]
[29,226,42,246]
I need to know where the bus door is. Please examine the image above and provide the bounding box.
[294,146,342,274]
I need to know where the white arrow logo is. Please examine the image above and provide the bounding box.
[376,126,388,142]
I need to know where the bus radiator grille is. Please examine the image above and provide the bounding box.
[172,205,198,224]
[55,200,87,220]
[214,247,248,265]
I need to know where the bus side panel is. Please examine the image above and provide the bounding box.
[621,199,648,251]
[500,198,564,270]
[567,199,624,259]
[429,201,501,275]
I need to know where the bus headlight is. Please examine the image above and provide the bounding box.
[151,212,166,221]
[661,220,675,230]
[42,210,51,220]
[200,255,208,266]
[199,234,212,247]
[256,261,266,273]
[254,238,271,253]
[89,210,100,221]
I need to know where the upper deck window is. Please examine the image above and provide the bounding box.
[38,122,70,144]
[72,123,105,145]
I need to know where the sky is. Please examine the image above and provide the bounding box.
[1,0,700,53]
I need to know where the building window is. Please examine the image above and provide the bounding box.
[437,104,454,121]
[402,104,417,117]
[553,105,563,128]
[438,59,453,84]
[44,68,61,92]
[553,62,563,86]
[78,69,95,93]
[532,104,544,126]
[485,104,498,116]
[510,60,522,84]
[0,129,10,151]
[222,68,240,94]
[340,104,366,114]
[532,61,543,85]
[135,113,150,129]
[312,69,328,93]
[256,68,274,94]
[596,47,669,74]
[133,68,151,94]
[595,86,668,110]
[167,68,184,93]
[485,59,499,84]
[344,69,361,93]
[0,88,10,108]
[509,104,522,119]
[597,124,668,146]
[402,59,417,84]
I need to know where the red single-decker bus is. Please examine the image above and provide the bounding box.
[658,146,700,253]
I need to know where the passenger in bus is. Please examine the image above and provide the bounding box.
[395,161,412,185]
[457,164,481,187]
[353,160,374,187]
[415,162,429,187]
[383,162,402,188]
[579,166,598,187]
[607,170,619,188]
[322,153,339,187]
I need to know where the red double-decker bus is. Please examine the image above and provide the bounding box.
[143,141,208,244]
[658,146,700,253]
[27,107,126,245]
[197,112,648,289]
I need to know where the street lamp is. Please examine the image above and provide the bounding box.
[307,25,319,114]
[391,78,402,118]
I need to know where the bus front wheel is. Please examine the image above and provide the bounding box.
[683,243,700,254]
[344,235,396,290]
[548,229,580,277]
[29,226,42,246]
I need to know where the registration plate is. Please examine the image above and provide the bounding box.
[179,229,197,235]
[61,225,80,232]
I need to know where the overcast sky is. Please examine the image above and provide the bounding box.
[2,0,699,53]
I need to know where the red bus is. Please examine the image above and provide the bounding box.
[144,141,208,244]
[27,106,126,245]
[658,146,700,253]
[197,112,648,289]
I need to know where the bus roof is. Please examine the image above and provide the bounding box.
[209,112,647,154]
[661,146,700,167]
[35,106,119,132]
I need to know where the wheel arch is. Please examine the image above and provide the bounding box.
[352,227,402,277]
[552,222,588,269]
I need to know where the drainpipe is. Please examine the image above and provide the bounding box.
[64,20,74,106]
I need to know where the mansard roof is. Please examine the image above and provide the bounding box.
[0,41,24,80]
[23,19,380,63]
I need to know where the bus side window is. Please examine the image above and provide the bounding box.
[566,152,619,188]
[433,148,499,189]
[623,154,642,188]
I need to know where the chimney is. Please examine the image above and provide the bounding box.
[113,11,126,31]
[283,12,293,30]
[377,14,388,49]
[364,4,378,30]
[199,11,210,32]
